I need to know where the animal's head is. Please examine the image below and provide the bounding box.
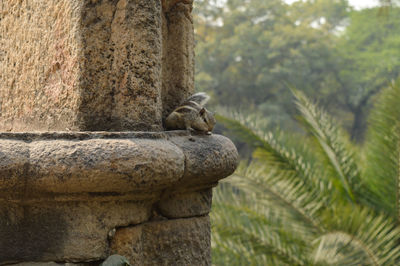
[198,108,216,131]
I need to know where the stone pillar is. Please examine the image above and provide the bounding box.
[0,0,238,265]
[1,0,163,131]
[161,0,195,117]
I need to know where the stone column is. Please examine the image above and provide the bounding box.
[0,0,238,265]
[1,0,163,131]
[161,0,195,117]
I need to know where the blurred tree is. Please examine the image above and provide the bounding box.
[194,0,400,141]
[329,8,400,141]
[194,0,349,131]
[380,0,400,7]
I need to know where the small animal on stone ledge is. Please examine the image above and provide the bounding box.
[165,92,216,135]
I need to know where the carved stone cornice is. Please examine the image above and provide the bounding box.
[0,131,238,263]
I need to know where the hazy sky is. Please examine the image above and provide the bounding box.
[348,0,379,9]
[285,0,379,9]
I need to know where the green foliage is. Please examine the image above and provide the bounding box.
[334,7,400,140]
[362,82,400,218]
[292,89,361,203]
[211,84,400,265]
[194,0,343,112]
[194,0,400,140]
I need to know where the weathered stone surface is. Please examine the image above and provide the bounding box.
[157,188,213,218]
[0,0,81,131]
[170,134,239,190]
[0,132,238,198]
[9,263,86,266]
[28,138,183,194]
[0,0,163,131]
[0,136,185,197]
[0,132,238,264]
[79,0,163,131]
[10,262,97,266]
[161,0,195,118]
[0,0,198,132]
[10,263,63,266]
[0,140,30,194]
[111,216,211,266]
[0,200,152,263]
[1,0,236,264]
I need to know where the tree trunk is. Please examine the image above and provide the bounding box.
[350,106,367,143]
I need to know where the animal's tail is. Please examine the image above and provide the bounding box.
[184,92,210,106]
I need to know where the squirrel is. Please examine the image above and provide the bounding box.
[165,92,216,134]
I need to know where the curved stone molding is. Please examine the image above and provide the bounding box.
[0,131,237,199]
[0,131,238,263]
[1,139,184,198]
[170,134,239,189]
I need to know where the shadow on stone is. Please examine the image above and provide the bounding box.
[0,205,66,263]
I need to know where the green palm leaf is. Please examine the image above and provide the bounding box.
[212,177,315,266]
[212,87,400,265]
[314,206,400,265]
[362,82,400,219]
[228,163,324,234]
[216,113,329,205]
[291,89,361,204]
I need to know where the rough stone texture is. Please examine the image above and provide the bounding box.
[0,200,152,263]
[9,263,94,266]
[0,0,196,132]
[79,0,163,131]
[0,138,185,197]
[0,0,81,131]
[0,132,237,198]
[0,0,163,131]
[170,134,239,189]
[157,188,213,218]
[0,140,29,195]
[29,138,183,194]
[0,132,238,264]
[161,0,195,118]
[1,0,236,264]
[10,263,63,266]
[111,216,211,266]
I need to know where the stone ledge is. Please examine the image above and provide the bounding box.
[0,131,238,264]
[0,131,238,200]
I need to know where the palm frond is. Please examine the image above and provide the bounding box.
[216,113,330,206]
[362,81,400,219]
[211,178,315,266]
[228,163,325,234]
[215,113,269,150]
[291,89,361,204]
[314,206,400,265]
[212,88,400,265]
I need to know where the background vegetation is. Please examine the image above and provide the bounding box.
[193,0,400,264]
[194,0,400,141]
